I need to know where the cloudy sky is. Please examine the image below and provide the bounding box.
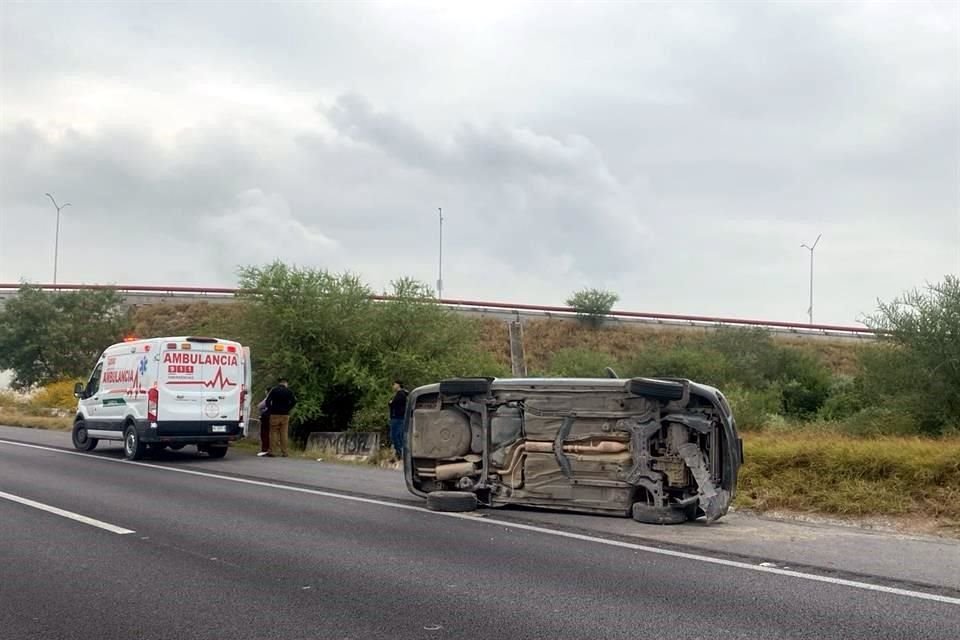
[0,1,957,326]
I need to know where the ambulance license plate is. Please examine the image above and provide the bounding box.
[211,425,227,433]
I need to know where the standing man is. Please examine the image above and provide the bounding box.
[256,386,272,457]
[266,378,297,458]
[388,379,409,461]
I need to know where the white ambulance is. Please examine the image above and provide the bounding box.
[72,336,252,460]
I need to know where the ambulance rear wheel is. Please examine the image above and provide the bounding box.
[206,445,228,459]
[123,426,146,461]
[72,420,98,452]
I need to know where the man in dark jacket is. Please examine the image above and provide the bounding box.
[266,378,297,458]
[388,379,409,460]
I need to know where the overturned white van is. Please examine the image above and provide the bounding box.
[72,336,252,460]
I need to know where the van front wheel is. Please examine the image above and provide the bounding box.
[123,426,146,461]
[72,420,98,452]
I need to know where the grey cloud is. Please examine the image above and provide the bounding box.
[1,1,957,323]
[322,93,646,275]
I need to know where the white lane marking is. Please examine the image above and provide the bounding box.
[1,438,959,606]
[0,489,135,535]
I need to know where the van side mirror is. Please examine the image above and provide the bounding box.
[74,382,85,398]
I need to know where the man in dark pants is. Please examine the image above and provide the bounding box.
[266,378,297,458]
[388,379,409,461]
[257,387,272,457]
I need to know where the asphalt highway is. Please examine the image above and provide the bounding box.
[1,433,958,639]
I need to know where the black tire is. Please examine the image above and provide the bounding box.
[206,445,228,459]
[426,490,478,512]
[123,425,146,461]
[631,502,689,525]
[439,378,492,396]
[71,420,98,452]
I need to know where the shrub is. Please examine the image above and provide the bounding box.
[566,288,619,328]
[0,390,21,409]
[30,379,83,412]
[818,375,864,421]
[619,343,730,387]
[863,275,960,430]
[723,385,781,431]
[702,327,780,389]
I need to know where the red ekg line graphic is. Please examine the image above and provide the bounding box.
[167,367,237,389]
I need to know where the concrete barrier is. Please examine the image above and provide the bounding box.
[305,431,381,458]
[246,418,261,443]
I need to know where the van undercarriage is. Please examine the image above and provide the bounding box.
[404,377,743,524]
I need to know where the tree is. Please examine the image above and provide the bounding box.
[372,277,503,382]
[863,275,960,431]
[0,285,130,389]
[237,262,376,439]
[566,288,619,328]
[236,263,506,440]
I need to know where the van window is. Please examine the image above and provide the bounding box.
[86,362,103,397]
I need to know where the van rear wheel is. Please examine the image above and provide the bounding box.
[71,420,98,452]
[206,445,228,459]
[123,426,146,461]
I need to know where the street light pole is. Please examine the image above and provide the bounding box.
[437,207,443,300]
[45,193,71,285]
[800,233,821,325]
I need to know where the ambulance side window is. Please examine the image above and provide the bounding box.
[86,362,103,397]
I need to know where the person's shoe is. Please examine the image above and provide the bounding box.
[281,452,289,457]
[257,451,269,457]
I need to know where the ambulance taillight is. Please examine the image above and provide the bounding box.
[147,387,159,423]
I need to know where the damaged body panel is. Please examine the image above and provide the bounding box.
[403,376,743,524]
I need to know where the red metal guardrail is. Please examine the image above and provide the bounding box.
[0,282,876,335]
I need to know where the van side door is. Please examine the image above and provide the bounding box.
[80,361,104,426]
[99,351,137,434]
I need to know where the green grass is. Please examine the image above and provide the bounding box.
[736,432,960,525]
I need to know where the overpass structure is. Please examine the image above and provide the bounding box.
[0,283,876,341]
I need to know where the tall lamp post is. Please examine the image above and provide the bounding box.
[437,207,444,300]
[800,233,821,325]
[45,193,71,285]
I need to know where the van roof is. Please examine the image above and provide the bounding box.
[104,336,242,351]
